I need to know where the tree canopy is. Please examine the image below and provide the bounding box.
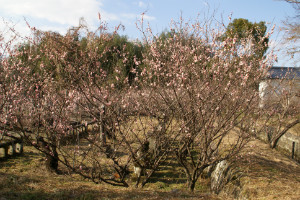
[223,18,269,58]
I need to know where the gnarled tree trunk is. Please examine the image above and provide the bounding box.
[271,119,299,149]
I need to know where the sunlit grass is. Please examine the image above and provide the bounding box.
[1,115,299,199]
[0,146,218,200]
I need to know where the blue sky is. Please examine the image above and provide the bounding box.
[0,0,298,66]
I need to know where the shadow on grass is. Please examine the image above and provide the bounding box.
[0,186,219,200]
[142,157,188,186]
[0,172,216,200]
[239,154,300,181]
[0,145,216,199]
[0,150,41,168]
[0,167,216,200]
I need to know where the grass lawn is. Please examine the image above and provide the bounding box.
[0,137,299,200]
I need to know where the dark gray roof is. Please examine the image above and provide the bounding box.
[266,67,300,80]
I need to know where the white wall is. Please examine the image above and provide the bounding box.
[259,79,300,108]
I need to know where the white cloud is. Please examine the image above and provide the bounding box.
[202,1,209,7]
[38,25,69,35]
[138,1,147,8]
[121,13,155,21]
[134,1,153,9]
[0,18,33,49]
[0,0,120,27]
[143,14,156,21]
[0,0,156,41]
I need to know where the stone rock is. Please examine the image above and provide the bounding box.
[210,160,230,194]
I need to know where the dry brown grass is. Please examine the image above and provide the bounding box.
[218,139,300,200]
[0,146,219,200]
[289,123,300,137]
[0,136,299,200]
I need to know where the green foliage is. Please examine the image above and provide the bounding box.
[223,18,269,58]
[13,30,145,90]
[95,34,144,87]
[14,31,69,85]
[81,33,145,89]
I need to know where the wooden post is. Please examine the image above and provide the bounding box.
[77,129,80,146]
[292,141,295,159]
[4,145,8,158]
[12,141,16,156]
[100,105,106,146]
[20,142,24,154]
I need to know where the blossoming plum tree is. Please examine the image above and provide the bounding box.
[139,17,275,191]
[1,14,278,192]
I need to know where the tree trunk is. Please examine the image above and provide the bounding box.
[37,137,59,173]
[141,169,155,188]
[271,119,299,149]
[188,179,196,192]
[45,145,59,173]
